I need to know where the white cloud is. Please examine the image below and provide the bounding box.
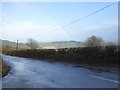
[0,19,118,42]
[82,21,117,32]
[1,21,71,42]
[67,20,118,42]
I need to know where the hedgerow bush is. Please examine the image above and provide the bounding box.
[5,46,119,67]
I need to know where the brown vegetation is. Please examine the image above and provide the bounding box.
[0,57,10,77]
[5,46,119,68]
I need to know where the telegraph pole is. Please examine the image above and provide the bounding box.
[16,40,18,50]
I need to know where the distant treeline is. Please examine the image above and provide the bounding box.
[4,46,119,68]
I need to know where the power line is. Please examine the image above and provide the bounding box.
[33,2,117,38]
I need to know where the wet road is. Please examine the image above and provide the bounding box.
[2,55,119,88]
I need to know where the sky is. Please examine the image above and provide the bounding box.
[0,2,118,43]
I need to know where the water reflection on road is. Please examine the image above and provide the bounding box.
[2,55,119,88]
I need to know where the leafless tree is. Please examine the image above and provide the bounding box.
[84,35,104,47]
[26,38,39,50]
[106,42,117,46]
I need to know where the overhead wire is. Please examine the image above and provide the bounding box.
[32,2,117,38]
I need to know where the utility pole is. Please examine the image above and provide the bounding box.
[16,40,18,50]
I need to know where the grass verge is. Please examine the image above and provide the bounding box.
[2,61,10,77]
[0,59,10,77]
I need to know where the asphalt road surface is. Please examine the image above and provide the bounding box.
[2,55,119,88]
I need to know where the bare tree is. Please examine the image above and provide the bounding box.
[84,35,104,47]
[26,38,39,50]
[106,42,117,46]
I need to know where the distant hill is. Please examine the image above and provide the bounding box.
[0,39,83,50]
[39,41,83,49]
